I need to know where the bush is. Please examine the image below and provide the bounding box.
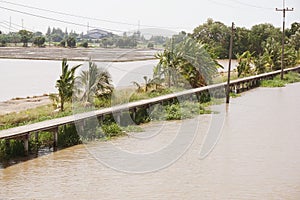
[81,41,88,48]
[149,101,211,121]
[101,123,123,138]
[66,36,76,48]
[165,104,182,120]
[59,40,66,47]
[0,139,25,161]
[0,34,7,47]
[147,42,154,49]
[33,36,46,47]
[94,97,111,108]
[58,124,81,147]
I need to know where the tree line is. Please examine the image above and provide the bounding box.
[190,18,300,77]
[0,27,147,48]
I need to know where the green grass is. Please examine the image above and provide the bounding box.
[122,125,144,133]
[260,72,300,87]
[260,79,286,87]
[230,92,241,98]
[0,103,72,131]
[148,101,213,121]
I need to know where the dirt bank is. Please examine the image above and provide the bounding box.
[0,95,51,115]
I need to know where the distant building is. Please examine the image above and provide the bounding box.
[83,29,111,39]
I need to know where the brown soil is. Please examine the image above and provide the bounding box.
[0,95,51,115]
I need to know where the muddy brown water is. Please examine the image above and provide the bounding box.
[1,83,300,199]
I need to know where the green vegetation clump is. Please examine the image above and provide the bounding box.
[58,125,81,147]
[148,101,212,121]
[0,140,24,160]
[230,92,241,98]
[284,72,300,83]
[260,79,286,87]
[260,72,300,87]
[101,123,123,138]
[122,125,144,133]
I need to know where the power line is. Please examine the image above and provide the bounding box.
[225,0,273,10]
[2,20,35,32]
[0,0,189,30]
[0,21,18,31]
[0,5,124,33]
[208,0,237,8]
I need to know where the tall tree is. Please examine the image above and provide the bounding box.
[33,36,46,47]
[18,30,33,47]
[290,31,300,51]
[249,23,281,56]
[192,18,231,59]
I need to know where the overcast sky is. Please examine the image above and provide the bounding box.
[0,0,299,34]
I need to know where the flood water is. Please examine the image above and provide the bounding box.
[0,59,236,102]
[0,59,158,102]
[1,82,300,199]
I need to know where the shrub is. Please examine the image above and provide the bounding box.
[81,41,88,48]
[59,40,66,47]
[58,124,81,147]
[0,139,25,161]
[33,36,46,47]
[147,42,154,49]
[101,123,123,138]
[66,36,76,48]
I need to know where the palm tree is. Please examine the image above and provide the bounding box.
[56,58,81,111]
[76,60,113,105]
[176,37,219,87]
[155,36,219,88]
[155,49,183,88]
[132,76,162,92]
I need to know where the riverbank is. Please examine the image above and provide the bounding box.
[0,47,160,62]
[0,95,51,115]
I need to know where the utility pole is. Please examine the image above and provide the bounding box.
[21,19,24,30]
[226,22,235,104]
[276,0,294,80]
[9,16,11,33]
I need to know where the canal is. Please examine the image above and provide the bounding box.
[0,82,299,199]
